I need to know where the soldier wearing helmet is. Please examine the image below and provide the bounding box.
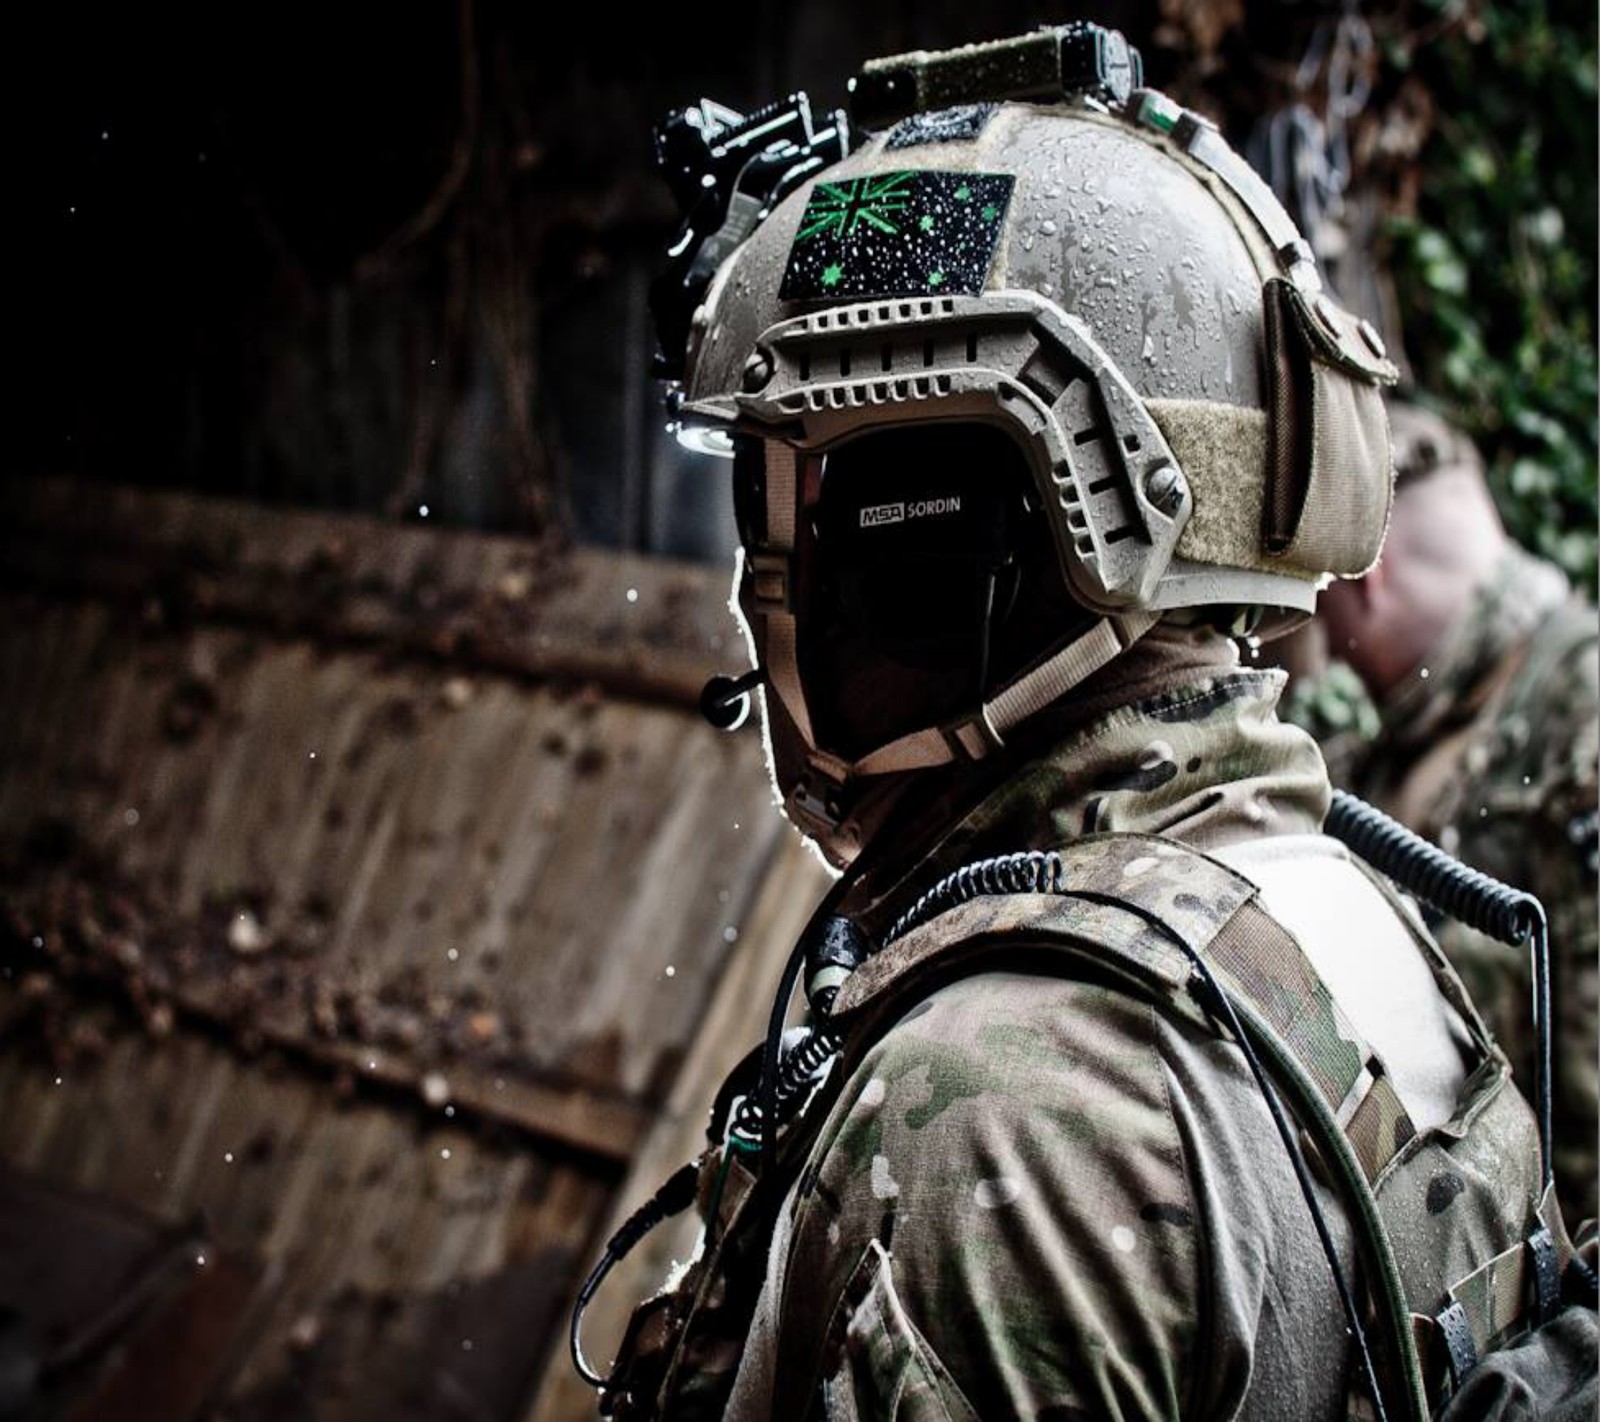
[575,26,1596,1422]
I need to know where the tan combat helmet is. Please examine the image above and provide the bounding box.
[662,25,1399,856]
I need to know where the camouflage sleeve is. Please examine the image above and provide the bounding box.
[759,968,1332,1422]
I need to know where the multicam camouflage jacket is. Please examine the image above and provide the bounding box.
[1349,545,1599,1224]
[598,664,1590,1422]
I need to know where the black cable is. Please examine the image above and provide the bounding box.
[569,865,862,1396]
[731,1026,840,1146]
[1065,889,1395,1422]
[577,806,1542,1406]
[1325,790,1554,1196]
[754,865,865,1177]
[570,1162,700,1389]
[740,865,1071,1156]
[884,850,1065,943]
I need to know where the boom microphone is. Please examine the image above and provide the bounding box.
[699,668,766,731]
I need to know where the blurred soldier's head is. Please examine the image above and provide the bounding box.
[663,26,1399,866]
[1317,404,1508,699]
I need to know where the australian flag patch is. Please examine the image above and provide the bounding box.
[778,169,1014,303]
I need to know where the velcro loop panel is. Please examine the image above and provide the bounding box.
[1146,399,1278,574]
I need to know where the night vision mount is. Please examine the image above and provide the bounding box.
[649,96,853,381]
[648,22,1145,383]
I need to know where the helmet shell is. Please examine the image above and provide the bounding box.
[682,98,1397,623]
[688,106,1266,415]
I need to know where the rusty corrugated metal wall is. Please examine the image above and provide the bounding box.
[0,477,831,1419]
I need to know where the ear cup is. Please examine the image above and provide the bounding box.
[796,424,1031,757]
[811,424,1024,669]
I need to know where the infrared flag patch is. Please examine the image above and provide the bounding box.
[779,170,1014,302]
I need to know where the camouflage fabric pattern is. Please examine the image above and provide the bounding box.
[846,667,1331,944]
[1350,544,1599,1222]
[598,663,1573,1421]
[778,971,1207,1420]
[721,668,1431,1422]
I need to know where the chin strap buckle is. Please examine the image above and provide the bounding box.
[747,549,794,615]
[947,707,1005,761]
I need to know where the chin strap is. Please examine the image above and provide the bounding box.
[780,608,1161,838]
[849,608,1161,775]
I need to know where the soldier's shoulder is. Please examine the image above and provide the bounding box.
[863,966,1160,1084]
[825,965,1203,1189]
[785,966,1212,1419]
